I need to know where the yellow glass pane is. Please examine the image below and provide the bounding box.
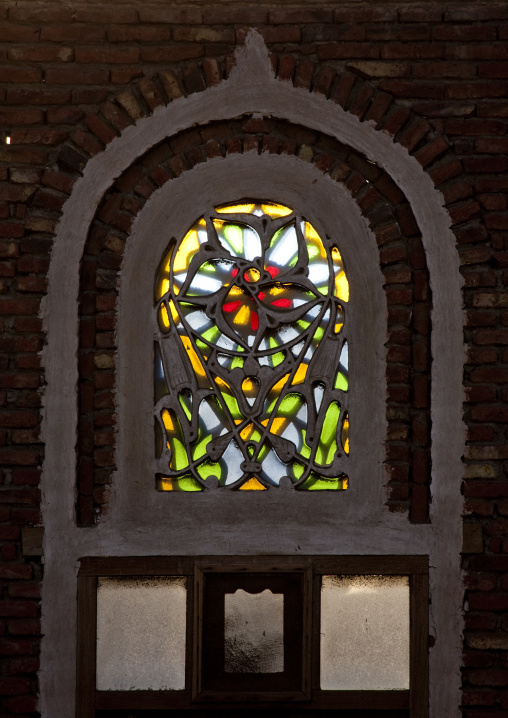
[180,336,208,388]
[304,222,327,259]
[235,304,250,326]
[239,477,267,490]
[260,202,292,218]
[173,229,200,273]
[245,268,260,282]
[158,303,170,332]
[336,274,349,302]
[158,476,203,492]
[155,253,172,301]
[292,362,308,385]
[162,409,174,432]
[228,285,243,298]
[216,203,256,214]
[342,414,350,455]
[269,417,286,435]
[168,300,179,323]
[332,246,349,302]
[240,423,255,441]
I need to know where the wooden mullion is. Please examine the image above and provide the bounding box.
[313,555,428,575]
[76,574,97,718]
[311,573,321,693]
[410,572,429,718]
[192,565,204,701]
[78,555,195,576]
[302,566,313,700]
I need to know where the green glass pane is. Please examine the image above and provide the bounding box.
[231,356,245,369]
[171,437,188,471]
[197,461,222,482]
[178,475,203,491]
[334,372,348,391]
[271,351,285,367]
[202,326,220,342]
[299,431,312,459]
[219,387,242,421]
[196,338,209,354]
[192,435,210,461]
[315,402,340,466]
[157,474,203,491]
[291,462,305,480]
[178,391,192,421]
[279,394,302,414]
[163,410,189,471]
[298,472,346,491]
[223,224,244,254]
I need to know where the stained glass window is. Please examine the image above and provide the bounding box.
[154,201,349,491]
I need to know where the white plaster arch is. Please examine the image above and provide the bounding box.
[41,31,464,717]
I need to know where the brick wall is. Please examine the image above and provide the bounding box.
[1,1,508,714]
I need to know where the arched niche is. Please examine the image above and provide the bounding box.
[41,31,464,718]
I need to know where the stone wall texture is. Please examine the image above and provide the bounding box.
[0,0,508,714]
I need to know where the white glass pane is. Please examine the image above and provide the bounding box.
[96,576,186,691]
[320,575,409,690]
[224,589,284,673]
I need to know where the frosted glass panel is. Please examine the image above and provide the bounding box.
[96,576,186,691]
[224,589,284,673]
[320,575,409,690]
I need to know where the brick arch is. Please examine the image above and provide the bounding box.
[32,51,474,530]
[76,115,433,526]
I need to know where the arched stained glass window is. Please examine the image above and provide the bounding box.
[154,201,349,491]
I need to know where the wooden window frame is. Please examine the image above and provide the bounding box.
[77,555,428,718]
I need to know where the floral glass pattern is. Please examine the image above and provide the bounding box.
[154,201,349,491]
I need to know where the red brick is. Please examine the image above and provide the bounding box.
[0,603,37,619]
[75,46,140,64]
[257,26,301,44]
[138,78,164,111]
[45,67,109,85]
[0,108,44,126]
[0,677,30,695]
[8,45,73,62]
[0,566,32,580]
[475,137,508,154]
[364,90,392,125]
[7,618,40,635]
[108,24,172,43]
[0,412,38,429]
[6,657,39,675]
[41,23,105,42]
[381,43,444,60]
[0,66,40,84]
[486,214,508,230]
[140,7,202,23]
[478,100,508,118]
[85,114,117,145]
[471,406,508,422]
[0,24,39,42]
[74,6,137,23]
[142,45,204,63]
[303,24,365,42]
[6,694,38,711]
[319,43,379,60]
